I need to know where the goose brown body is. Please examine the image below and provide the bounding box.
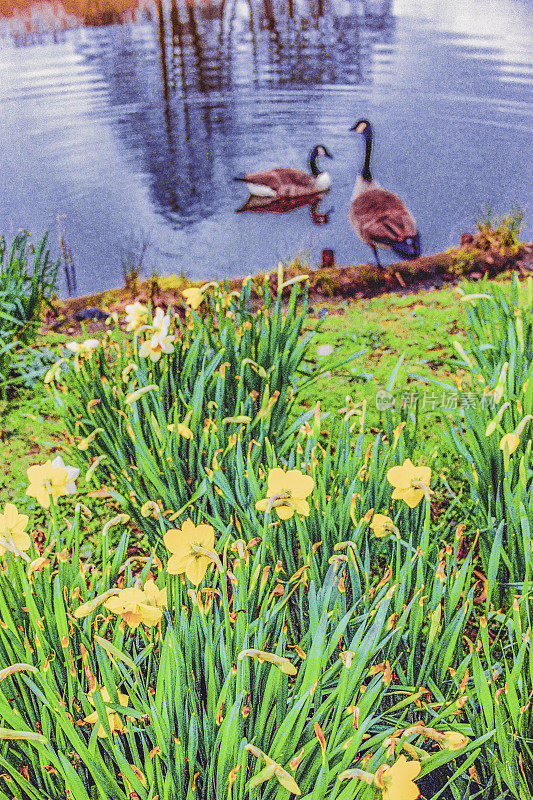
[348,187,418,251]
[241,168,321,197]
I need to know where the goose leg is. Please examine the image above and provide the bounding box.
[370,245,382,268]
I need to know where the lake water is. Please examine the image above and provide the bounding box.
[0,0,532,296]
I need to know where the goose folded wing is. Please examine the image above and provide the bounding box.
[351,190,417,245]
[243,170,284,191]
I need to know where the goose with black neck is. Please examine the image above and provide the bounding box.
[348,119,421,269]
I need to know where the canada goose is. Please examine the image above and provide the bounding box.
[234,145,333,198]
[348,120,420,268]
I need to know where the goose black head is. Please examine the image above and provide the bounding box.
[350,119,373,139]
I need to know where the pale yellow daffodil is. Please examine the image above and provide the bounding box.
[0,504,31,557]
[26,456,79,509]
[440,731,469,750]
[255,467,315,520]
[386,459,432,508]
[84,687,129,738]
[164,519,220,585]
[138,314,174,362]
[104,587,163,628]
[66,338,99,357]
[499,432,519,455]
[376,756,421,800]
[369,513,395,538]
[182,287,206,310]
[124,301,148,332]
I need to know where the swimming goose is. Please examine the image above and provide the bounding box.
[348,120,420,268]
[234,144,333,198]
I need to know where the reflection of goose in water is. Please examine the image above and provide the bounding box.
[236,192,332,225]
[234,145,333,198]
[348,120,420,267]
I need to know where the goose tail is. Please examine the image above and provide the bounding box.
[390,232,421,260]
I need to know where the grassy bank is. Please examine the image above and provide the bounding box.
[2,283,468,501]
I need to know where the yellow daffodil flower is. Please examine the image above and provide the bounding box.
[386,459,432,508]
[375,756,421,800]
[0,504,31,557]
[499,432,519,455]
[245,745,301,796]
[104,587,163,628]
[26,456,79,509]
[44,359,66,384]
[369,513,395,538]
[143,579,168,611]
[440,731,469,750]
[124,301,148,332]
[255,467,315,520]
[237,649,297,675]
[84,687,129,738]
[66,338,99,357]
[182,287,206,310]
[164,519,221,585]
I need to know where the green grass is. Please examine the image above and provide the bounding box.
[0,386,64,501]
[301,287,466,439]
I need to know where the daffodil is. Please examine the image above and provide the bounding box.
[182,287,206,310]
[375,756,421,800]
[439,731,469,750]
[84,687,129,738]
[237,649,297,675]
[66,338,99,357]
[499,432,519,455]
[386,459,432,508]
[26,457,79,509]
[255,468,315,520]
[124,301,148,332]
[138,315,175,362]
[164,519,221,585]
[143,579,168,611]
[104,587,163,628]
[0,504,31,557]
[245,745,301,796]
[44,359,66,384]
[369,513,395,538]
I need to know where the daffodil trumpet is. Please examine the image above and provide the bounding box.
[190,544,224,575]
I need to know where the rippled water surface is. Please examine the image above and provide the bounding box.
[0,0,532,294]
